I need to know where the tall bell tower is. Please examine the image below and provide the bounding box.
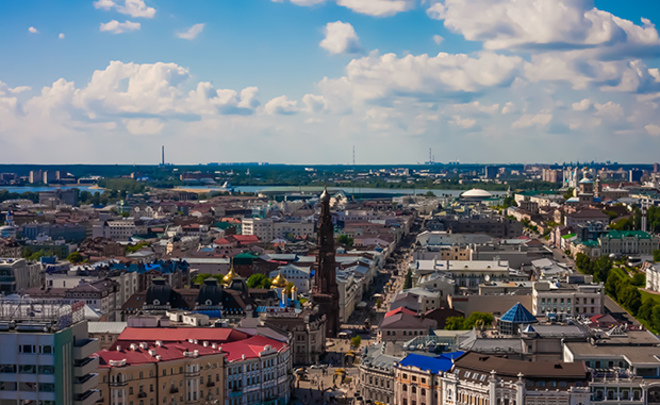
[311,188,340,337]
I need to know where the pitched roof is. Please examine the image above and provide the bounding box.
[499,302,537,324]
[220,335,287,362]
[454,352,587,379]
[385,307,416,318]
[379,312,437,329]
[113,327,249,348]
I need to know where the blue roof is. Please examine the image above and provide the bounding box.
[398,351,464,374]
[500,303,537,324]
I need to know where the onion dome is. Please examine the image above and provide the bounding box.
[222,265,238,286]
[270,270,289,289]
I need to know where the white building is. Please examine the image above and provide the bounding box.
[0,297,100,405]
[337,269,363,323]
[532,278,604,318]
[412,259,527,289]
[242,218,315,241]
[93,220,137,241]
[0,258,42,294]
[599,230,659,257]
[647,264,660,292]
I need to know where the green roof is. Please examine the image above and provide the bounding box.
[580,240,600,247]
[606,230,652,239]
[561,233,577,239]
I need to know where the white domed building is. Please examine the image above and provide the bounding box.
[459,188,493,202]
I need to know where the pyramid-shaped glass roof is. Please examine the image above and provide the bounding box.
[500,303,538,324]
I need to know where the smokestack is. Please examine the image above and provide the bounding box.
[161,145,165,166]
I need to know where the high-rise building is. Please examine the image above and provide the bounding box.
[311,188,340,337]
[0,297,100,405]
[629,169,643,183]
[42,171,56,184]
[29,170,43,184]
[483,166,497,179]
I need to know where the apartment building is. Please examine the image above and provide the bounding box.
[0,297,100,405]
[96,340,225,405]
[532,278,604,318]
[242,217,314,241]
[599,230,659,257]
[0,258,42,294]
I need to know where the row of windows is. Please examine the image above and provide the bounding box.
[0,364,55,374]
[19,345,53,354]
[0,381,55,392]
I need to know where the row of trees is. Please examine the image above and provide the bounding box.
[575,253,613,283]
[444,312,494,330]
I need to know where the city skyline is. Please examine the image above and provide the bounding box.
[1,0,660,164]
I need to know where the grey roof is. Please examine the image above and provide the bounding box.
[87,322,128,335]
[360,342,405,373]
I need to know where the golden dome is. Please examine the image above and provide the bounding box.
[270,271,288,289]
[290,285,297,291]
[222,266,238,286]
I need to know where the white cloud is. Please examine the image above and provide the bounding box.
[318,51,523,106]
[453,101,499,115]
[93,0,156,18]
[501,102,515,114]
[433,35,444,45]
[302,94,328,112]
[273,0,414,17]
[100,20,141,34]
[337,0,415,17]
[572,99,591,111]
[320,21,362,54]
[265,96,299,115]
[177,23,205,40]
[58,33,65,39]
[28,27,38,34]
[512,113,553,129]
[432,0,660,58]
[450,115,476,129]
[124,118,164,135]
[594,101,624,118]
[645,124,660,136]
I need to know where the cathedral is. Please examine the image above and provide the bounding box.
[311,188,340,337]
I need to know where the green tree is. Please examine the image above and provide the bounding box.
[444,317,465,330]
[246,273,272,289]
[194,273,212,285]
[350,335,362,349]
[651,305,660,333]
[623,286,642,315]
[424,191,436,198]
[66,251,84,264]
[593,256,613,282]
[502,196,517,208]
[464,312,494,329]
[403,269,413,290]
[654,250,660,263]
[337,235,354,248]
[563,188,575,200]
[631,273,646,287]
[638,299,656,321]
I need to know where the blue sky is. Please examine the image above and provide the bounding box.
[1,0,660,164]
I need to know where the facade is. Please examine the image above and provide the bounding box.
[378,312,437,342]
[261,308,326,365]
[440,352,590,405]
[0,257,42,294]
[311,189,340,337]
[223,335,292,405]
[96,340,226,405]
[532,279,604,318]
[647,264,660,293]
[393,352,463,405]
[412,259,527,290]
[94,221,137,241]
[359,342,405,405]
[0,297,100,405]
[242,217,315,241]
[599,230,659,257]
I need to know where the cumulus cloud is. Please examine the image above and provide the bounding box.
[177,23,205,40]
[450,115,476,129]
[433,35,444,45]
[28,27,38,34]
[58,33,65,39]
[265,96,299,115]
[512,113,553,129]
[93,0,156,18]
[273,0,414,17]
[320,21,363,54]
[100,20,141,34]
[572,98,591,111]
[124,118,164,135]
[430,0,660,58]
[318,51,523,106]
[645,124,660,136]
[594,101,624,118]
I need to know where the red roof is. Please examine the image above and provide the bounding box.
[112,327,249,349]
[214,238,231,245]
[220,335,287,362]
[96,340,224,368]
[229,234,260,244]
[385,307,416,318]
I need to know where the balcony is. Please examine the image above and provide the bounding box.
[109,379,127,387]
[74,356,99,377]
[206,380,215,387]
[74,389,101,405]
[184,370,200,377]
[138,392,147,398]
[169,386,179,394]
[73,339,99,360]
[73,373,99,395]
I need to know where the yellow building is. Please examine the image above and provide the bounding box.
[96,340,225,405]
